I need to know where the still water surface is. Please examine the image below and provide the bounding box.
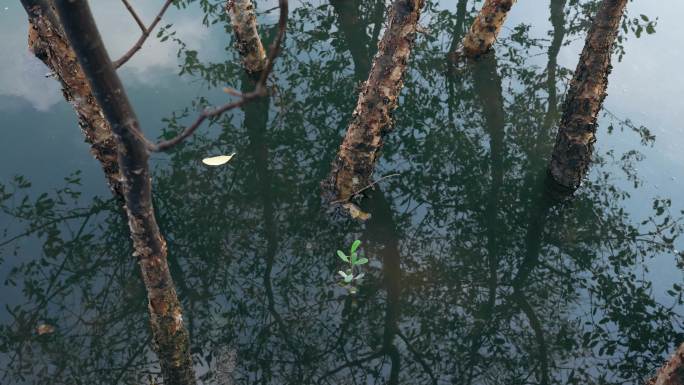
[1,0,684,384]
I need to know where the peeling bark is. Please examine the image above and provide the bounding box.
[459,0,516,59]
[50,1,196,384]
[549,0,627,189]
[227,0,267,74]
[21,1,122,198]
[648,343,684,385]
[325,0,424,203]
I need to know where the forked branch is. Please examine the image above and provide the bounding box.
[121,0,146,32]
[113,0,174,68]
[145,0,289,152]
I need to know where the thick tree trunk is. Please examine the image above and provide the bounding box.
[648,343,684,385]
[548,0,627,189]
[21,1,122,198]
[459,0,516,59]
[227,0,267,74]
[325,0,424,204]
[51,1,197,384]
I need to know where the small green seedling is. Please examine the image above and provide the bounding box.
[337,239,368,293]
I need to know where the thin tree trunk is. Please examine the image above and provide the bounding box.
[648,342,684,385]
[330,0,372,80]
[457,0,516,59]
[548,0,627,189]
[543,0,567,128]
[21,1,122,198]
[51,1,196,384]
[227,0,267,74]
[447,0,469,55]
[325,0,424,204]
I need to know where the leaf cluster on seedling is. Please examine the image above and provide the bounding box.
[337,240,368,293]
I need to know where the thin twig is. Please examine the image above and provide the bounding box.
[331,173,400,204]
[113,0,174,69]
[120,0,146,32]
[145,0,289,152]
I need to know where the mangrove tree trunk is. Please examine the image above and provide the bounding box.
[325,0,424,204]
[51,1,197,384]
[20,0,122,197]
[458,0,516,59]
[548,0,627,189]
[648,342,684,385]
[227,0,267,74]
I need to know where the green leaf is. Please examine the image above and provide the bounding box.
[356,258,369,265]
[351,239,361,253]
[337,250,349,262]
[350,252,358,264]
[344,274,354,283]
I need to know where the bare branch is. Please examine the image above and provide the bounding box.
[146,0,289,152]
[121,0,146,32]
[113,0,174,69]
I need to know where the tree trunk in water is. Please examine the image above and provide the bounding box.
[648,343,684,385]
[21,1,122,198]
[548,0,627,189]
[325,0,424,204]
[227,0,267,74]
[459,0,516,59]
[51,1,197,384]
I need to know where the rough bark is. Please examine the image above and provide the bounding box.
[648,343,684,385]
[51,1,197,384]
[21,1,122,198]
[459,0,516,58]
[227,0,267,74]
[549,0,627,189]
[325,0,424,203]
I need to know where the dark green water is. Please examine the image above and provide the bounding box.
[1,1,684,384]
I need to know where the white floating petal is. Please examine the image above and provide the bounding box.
[202,153,235,166]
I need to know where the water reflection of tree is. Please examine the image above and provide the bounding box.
[0,0,681,384]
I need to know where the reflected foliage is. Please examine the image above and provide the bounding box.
[1,0,681,384]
